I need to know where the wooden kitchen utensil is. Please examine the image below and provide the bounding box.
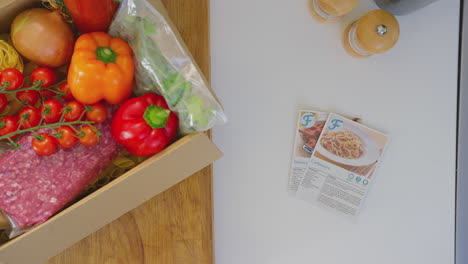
[309,0,358,23]
[343,9,399,58]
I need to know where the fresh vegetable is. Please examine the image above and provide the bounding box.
[54,126,77,148]
[31,67,59,98]
[0,94,7,112]
[31,67,58,88]
[16,90,40,106]
[0,68,23,91]
[31,133,57,156]
[19,106,41,129]
[0,94,24,117]
[63,0,119,33]
[41,99,63,123]
[0,80,65,102]
[0,116,18,138]
[109,2,227,133]
[85,103,107,124]
[78,125,100,146]
[0,119,94,144]
[59,81,74,100]
[68,32,134,104]
[111,94,178,157]
[63,101,84,121]
[10,8,75,67]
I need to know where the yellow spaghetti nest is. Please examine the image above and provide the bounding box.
[0,40,23,72]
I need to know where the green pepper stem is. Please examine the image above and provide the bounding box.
[0,120,94,140]
[143,105,170,129]
[96,47,117,64]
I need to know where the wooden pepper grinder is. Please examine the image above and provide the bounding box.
[343,9,400,58]
[310,0,358,23]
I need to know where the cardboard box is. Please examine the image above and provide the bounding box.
[0,1,223,263]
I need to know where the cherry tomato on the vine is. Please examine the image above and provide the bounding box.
[18,106,41,129]
[79,125,100,146]
[0,68,23,91]
[63,101,84,122]
[0,94,8,112]
[16,90,40,106]
[85,103,107,124]
[0,116,18,138]
[58,81,74,101]
[32,133,57,156]
[55,126,77,148]
[41,99,63,123]
[31,67,57,87]
[39,89,57,100]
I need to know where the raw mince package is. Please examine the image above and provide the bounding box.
[109,0,227,134]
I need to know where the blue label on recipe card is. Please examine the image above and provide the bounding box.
[328,118,344,131]
[301,113,316,128]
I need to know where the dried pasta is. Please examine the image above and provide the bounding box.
[320,130,363,159]
[84,152,148,194]
[0,40,23,72]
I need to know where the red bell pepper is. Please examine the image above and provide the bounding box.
[63,0,119,33]
[111,94,179,157]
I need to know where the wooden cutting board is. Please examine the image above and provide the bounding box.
[47,0,213,263]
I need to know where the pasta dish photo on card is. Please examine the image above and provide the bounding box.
[296,113,389,218]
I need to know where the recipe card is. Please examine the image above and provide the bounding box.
[296,113,388,218]
[288,109,328,195]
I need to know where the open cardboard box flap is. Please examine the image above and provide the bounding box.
[0,0,223,263]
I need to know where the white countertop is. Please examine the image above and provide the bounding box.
[211,0,459,263]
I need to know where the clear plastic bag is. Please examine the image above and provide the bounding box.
[109,0,227,134]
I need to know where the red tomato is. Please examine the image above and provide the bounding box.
[0,94,7,112]
[39,89,57,100]
[58,81,74,101]
[64,101,84,121]
[85,103,107,124]
[79,125,99,146]
[31,67,57,87]
[0,68,23,91]
[0,116,18,138]
[41,99,63,123]
[18,106,41,129]
[55,126,77,148]
[32,133,57,156]
[16,90,40,106]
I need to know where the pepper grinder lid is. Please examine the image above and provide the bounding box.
[355,10,400,54]
[318,0,358,16]
[310,0,358,22]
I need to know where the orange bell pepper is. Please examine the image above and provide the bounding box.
[67,32,134,105]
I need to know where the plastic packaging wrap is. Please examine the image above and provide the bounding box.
[109,0,227,134]
[0,108,121,238]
